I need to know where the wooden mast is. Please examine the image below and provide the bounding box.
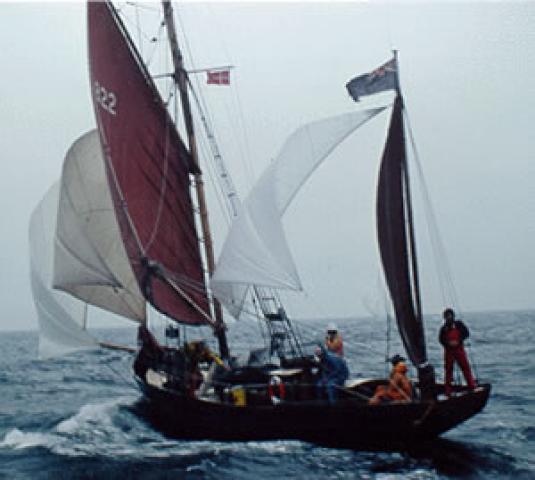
[161,0,229,359]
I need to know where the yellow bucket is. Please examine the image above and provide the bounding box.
[231,386,246,406]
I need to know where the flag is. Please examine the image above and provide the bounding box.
[346,57,397,101]
[207,70,230,85]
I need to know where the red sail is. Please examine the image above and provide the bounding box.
[87,1,210,325]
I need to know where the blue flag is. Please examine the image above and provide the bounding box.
[346,57,398,102]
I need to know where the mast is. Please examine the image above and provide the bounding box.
[161,0,229,358]
[393,50,424,341]
[394,52,436,398]
[400,111,424,332]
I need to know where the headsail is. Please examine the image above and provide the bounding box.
[376,95,427,367]
[30,184,97,359]
[212,107,386,315]
[53,130,146,323]
[88,2,209,325]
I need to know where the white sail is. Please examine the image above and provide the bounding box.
[53,130,146,322]
[30,184,97,359]
[211,107,386,311]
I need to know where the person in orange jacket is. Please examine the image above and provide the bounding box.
[369,354,413,404]
[325,322,344,357]
[439,308,476,396]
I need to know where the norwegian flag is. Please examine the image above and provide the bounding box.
[207,70,230,85]
[346,57,397,101]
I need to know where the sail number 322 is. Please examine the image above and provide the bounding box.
[94,81,117,116]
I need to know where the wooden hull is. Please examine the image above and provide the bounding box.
[133,377,491,449]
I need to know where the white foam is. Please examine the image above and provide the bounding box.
[243,440,303,454]
[0,399,304,459]
[56,398,119,434]
[0,428,59,450]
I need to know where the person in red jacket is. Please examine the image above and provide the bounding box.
[439,308,476,396]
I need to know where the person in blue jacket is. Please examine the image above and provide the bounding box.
[315,344,349,404]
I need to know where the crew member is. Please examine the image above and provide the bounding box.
[439,308,476,396]
[185,341,226,397]
[369,354,413,404]
[315,344,349,404]
[325,322,344,357]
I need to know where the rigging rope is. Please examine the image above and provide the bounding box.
[173,8,237,221]
[404,109,482,377]
[404,108,461,312]
[103,357,139,393]
[203,3,256,186]
[121,3,165,68]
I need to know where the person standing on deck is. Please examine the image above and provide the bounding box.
[325,322,344,357]
[439,308,477,396]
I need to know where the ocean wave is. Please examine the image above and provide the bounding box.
[1,397,303,461]
[1,397,147,458]
[1,314,534,478]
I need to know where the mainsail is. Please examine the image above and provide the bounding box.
[88,2,209,325]
[30,184,97,359]
[212,107,386,315]
[376,95,427,367]
[53,130,146,323]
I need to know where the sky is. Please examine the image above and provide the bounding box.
[0,1,534,331]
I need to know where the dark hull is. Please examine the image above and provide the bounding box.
[133,377,491,449]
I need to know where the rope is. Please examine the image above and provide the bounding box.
[203,2,256,186]
[103,360,139,394]
[404,108,461,311]
[403,108,487,382]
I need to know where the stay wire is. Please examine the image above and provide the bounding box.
[121,3,165,69]
[404,108,460,311]
[404,109,481,377]
[174,6,242,232]
[103,358,139,393]
[204,2,256,185]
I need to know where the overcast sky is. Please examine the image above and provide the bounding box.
[1,1,534,331]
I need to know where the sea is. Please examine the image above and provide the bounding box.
[0,311,533,479]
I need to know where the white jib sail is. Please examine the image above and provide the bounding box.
[30,184,98,359]
[53,130,146,322]
[212,106,386,312]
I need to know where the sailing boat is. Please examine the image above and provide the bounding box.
[29,1,490,449]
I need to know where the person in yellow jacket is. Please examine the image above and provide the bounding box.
[186,341,229,398]
[183,341,225,396]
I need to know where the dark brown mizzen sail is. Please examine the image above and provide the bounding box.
[87,2,210,325]
[376,94,435,397]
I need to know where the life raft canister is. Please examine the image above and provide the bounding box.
[268,375,286,404]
